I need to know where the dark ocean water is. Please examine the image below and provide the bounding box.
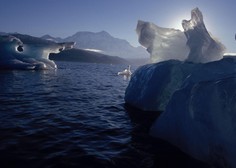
[0,62,209,168]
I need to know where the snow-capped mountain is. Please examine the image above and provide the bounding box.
[41,34,63,43]
[41,31,148,59]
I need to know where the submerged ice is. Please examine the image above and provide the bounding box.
[125,7,236,167]
[0,34,75,70]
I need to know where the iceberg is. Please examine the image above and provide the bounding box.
[125,57,236,168]
[150,63,236,167]
[117,65,132,76]
[125,7,236,167]
[136,8,225,63]
[0,34,75,70]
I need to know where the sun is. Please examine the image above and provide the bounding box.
[167,13,191,31]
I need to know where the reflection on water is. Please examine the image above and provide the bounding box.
[121,74,131,81]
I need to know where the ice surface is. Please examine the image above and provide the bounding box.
[126,7,236,167]
[182,8,225,63]
[150,73,236,167]
[125,60,194,111]
[136,20,189,63]
[137,8,225,63]
[125,56,236,166]
[125,57,236,111]
[0,35,75,70]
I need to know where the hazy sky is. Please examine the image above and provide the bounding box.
[0,0,235,52]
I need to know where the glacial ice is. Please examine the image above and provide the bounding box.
[136,20,189,63]
[150,67,236,167]
[182,8,225,63]
[0,34,75,70]
[125,57,236,168]
[125,57,236,111]
[125,7,236,167]
[125,60,193,111]
[137,8,225,63]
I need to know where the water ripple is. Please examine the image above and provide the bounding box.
[0,62,210,168]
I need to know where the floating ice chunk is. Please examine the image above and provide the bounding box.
[0,34,75,70]
[118,65,132,76]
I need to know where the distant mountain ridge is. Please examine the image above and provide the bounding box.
[41,34,63,43]
[50,48,129,65]
[41,31,148,59]
[0,32,7,35]
[0,33,129,65]
[1,30,148,62]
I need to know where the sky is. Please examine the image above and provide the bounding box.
[0,0,236,52]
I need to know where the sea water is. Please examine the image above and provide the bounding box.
[0,62,209,168]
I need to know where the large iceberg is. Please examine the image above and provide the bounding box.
[150,70,236,167]
[0,34,75,70]
[125,7,236,167]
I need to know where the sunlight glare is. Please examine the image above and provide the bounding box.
[168,13,190,31]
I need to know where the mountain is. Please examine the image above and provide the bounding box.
[49,48,129,65]
[41,34,63,43]
[42,31,149,59]
[0,32,7,35]
[13,33,58,45]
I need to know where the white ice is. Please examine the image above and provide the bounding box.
[136,20,189,63]
[0,34,75,70]
[137,8,225,63]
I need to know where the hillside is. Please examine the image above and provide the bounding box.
[42,31,149,59]
[49,48,129,65]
